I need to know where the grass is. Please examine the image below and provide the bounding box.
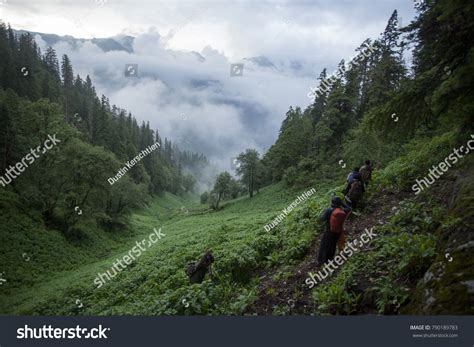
[4,130,469,315]
[0,182,328,315]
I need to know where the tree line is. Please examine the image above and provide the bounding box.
[0,22,208,236]
[207,1,473,203]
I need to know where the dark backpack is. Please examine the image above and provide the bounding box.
[186,251,214,284]
[360,165,372,183]
[186,261,197,277]
[348,180,363,202]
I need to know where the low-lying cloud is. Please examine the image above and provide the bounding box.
[35,29,314,174]
[21,0,416,177]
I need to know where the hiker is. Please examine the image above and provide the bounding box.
[343,167,363,195]
[186,250,214,284]
[359,160,373,188]
[345,177,364,208]
[317,197,351,266]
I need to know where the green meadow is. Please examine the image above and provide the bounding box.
[0,183,332,315]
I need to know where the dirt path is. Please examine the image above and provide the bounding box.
[251,189,410,315]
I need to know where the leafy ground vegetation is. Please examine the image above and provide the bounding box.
[1,183,332,314]
[1,0,473,315]
[1,136,472,315]
[251,134,474,315]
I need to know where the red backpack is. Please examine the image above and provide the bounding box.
[329,208,347,234]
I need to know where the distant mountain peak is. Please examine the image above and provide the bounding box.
[13,29,134,53]
[243,56,276,69]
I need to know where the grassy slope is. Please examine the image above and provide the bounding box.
[254,131,474,315]
[1,183,323,315]
[2,132,471,315]
[0,191,184,312]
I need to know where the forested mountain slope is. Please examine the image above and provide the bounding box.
[0,18,207,267]
[0,0,473,315]
[248,0,474,314]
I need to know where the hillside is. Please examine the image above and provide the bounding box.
[254,151,474,315]
[1,0,473,317]
[2,134,472,315]
[0,183,325,314]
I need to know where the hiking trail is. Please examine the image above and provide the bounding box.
[251,189,411,315]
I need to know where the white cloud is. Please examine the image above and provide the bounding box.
[4,0,416,174]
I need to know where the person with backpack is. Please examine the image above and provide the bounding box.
[345,177,364,208]
[359,160,373,188]
[343,167,363,195]
[186,250,214,284]
[317,197,351,266]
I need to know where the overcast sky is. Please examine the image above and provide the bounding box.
[1,0,417,176]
